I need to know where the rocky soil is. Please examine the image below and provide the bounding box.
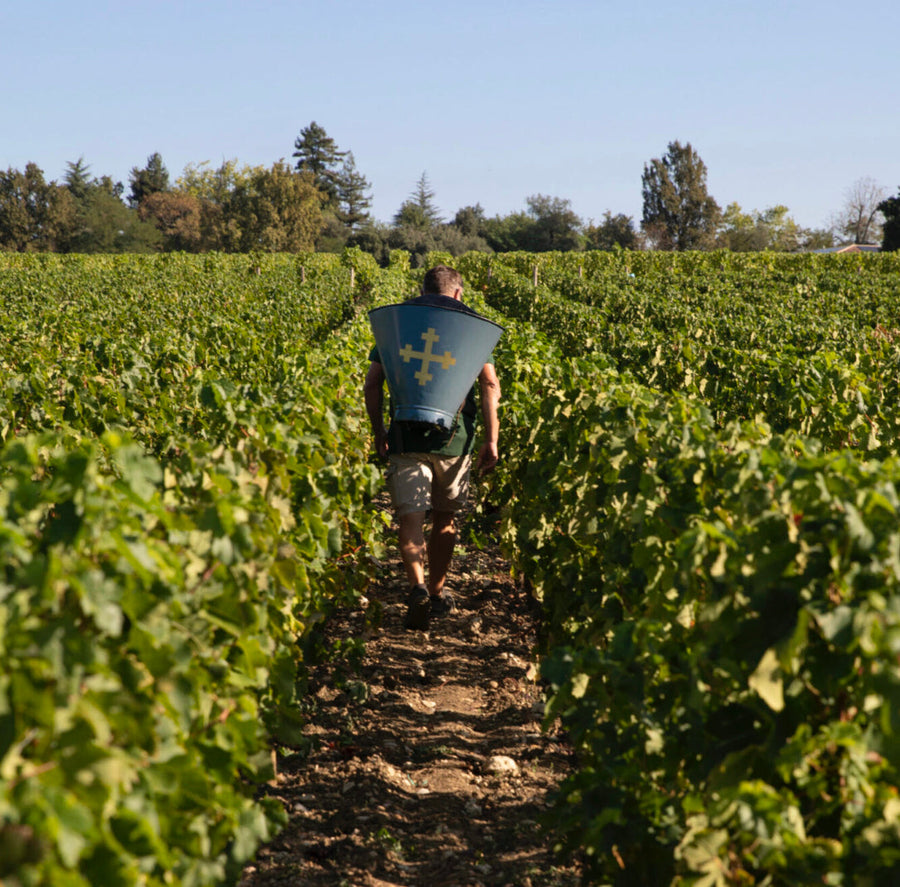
[239,500,583,887]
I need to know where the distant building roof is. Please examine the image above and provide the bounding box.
[813,243,881,254]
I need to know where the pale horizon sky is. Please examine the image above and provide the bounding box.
[3,0,898,232]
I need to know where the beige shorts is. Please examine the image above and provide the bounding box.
[386,453,472,517]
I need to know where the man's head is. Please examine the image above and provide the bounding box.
[422,265,463,300]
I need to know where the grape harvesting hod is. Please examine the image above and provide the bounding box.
[368,300,503,430]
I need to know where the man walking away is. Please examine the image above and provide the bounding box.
[364,265,501,629]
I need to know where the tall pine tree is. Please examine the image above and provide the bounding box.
[335,152,372,230]
[128,153,170,207]
[64,157,93,202]
[393,172,442,229]
[292,122,347,206]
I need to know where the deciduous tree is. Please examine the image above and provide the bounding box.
[833,176,885,245]
[481,210,534,252]
[59,159,157,252]
[175,159,267,251]
[65,176,160,253]
[433,223,490,257]
[347,221,393,265]
[138,191,203,251]
[476,196,583,252]
[523,194,583,251]
[386,223,442,266]
[176,159,264,203]
[757,205,802,251]
[453,204,487,238]
[0,163,77,251]
[585,211,637,250]
[224,162,323,252]
[799,228,835,251]
[718,203,802,251]
[641,140,720,250]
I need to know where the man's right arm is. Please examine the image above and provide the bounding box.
[364,361,389,458]
[476,362,500,472]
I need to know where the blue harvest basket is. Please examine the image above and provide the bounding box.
[369,302,503,429]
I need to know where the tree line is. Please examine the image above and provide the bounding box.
[2,124,898,261]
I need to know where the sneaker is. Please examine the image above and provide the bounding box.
[429,591,457,617]
[403,585,430,630]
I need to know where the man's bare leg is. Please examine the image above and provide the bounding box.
[398,511,427,588]
[427,510,457,597]
[398,510,431,629]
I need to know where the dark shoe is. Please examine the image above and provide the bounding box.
[429,591,457,617]
[403,585,430,630]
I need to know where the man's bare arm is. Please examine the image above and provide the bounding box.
[364,361,389,458]
[476,363,500,472]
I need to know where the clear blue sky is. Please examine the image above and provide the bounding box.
[3,0,898,231]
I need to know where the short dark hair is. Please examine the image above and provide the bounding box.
[422,265,463,297]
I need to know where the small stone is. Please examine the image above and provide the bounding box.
[485,754,519,775]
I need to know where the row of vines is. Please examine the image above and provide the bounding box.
[460,250,900,884]
[0,249,412,886]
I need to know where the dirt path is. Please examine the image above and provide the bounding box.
[239,502,583,887]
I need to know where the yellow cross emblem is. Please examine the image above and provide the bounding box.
[399,327,456,386]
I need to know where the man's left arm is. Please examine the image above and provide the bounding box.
[476,362,500,472]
